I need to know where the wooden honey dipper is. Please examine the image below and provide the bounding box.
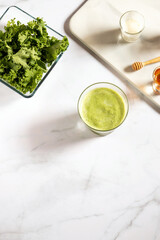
[132,56,160,71]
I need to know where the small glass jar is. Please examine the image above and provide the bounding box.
[120,10,145,42]
[152,66,160,94]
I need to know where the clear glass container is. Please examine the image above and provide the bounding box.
[0,6,66,98]
[77,82,129,136]
[120,10,145,42]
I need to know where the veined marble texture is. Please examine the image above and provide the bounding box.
[0,0,159,240]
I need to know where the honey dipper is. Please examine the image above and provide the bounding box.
[132,56,160,71]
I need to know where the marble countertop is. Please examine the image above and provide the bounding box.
[0,0,160,240]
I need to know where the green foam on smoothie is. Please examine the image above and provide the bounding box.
[80,87,126,131]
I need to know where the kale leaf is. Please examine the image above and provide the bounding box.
[0,18,69,94]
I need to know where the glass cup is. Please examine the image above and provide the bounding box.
[152,66,160,94]
[119,10,145,42]
[77,82,129,136]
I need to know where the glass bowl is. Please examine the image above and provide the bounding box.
[0,6,66,98]
[78,82,129,136]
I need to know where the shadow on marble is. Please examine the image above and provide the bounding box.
[141,35,160,50]
[0,83,20,106]
[124,65,133,73]
[29,113,97,154]
[83,28,122,46]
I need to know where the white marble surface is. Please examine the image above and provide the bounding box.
[0,0,160,240]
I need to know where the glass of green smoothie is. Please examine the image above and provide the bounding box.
[78,82,129,135]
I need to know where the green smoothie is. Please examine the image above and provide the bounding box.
[80,87,126,131]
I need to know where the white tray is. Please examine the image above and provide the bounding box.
[69,0,160,112]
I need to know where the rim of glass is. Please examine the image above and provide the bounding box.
[119,10,145,35]
[152,66,160,80]
[77,82,129,133]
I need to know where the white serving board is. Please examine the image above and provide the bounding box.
[69,0,160,111]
